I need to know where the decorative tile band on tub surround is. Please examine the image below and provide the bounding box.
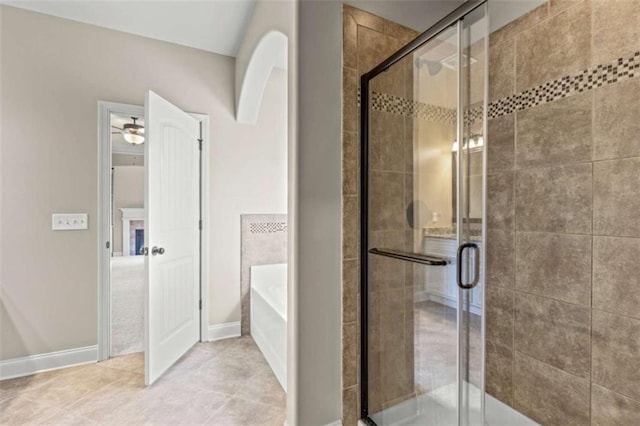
[241,214,287,336]
[249,221,287,234]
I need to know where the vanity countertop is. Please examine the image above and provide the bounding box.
[423,227,482,241]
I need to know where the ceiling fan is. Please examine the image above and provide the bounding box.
[112,117,145,144]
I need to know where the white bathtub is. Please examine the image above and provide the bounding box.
[250,263,287,391]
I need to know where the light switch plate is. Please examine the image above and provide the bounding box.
[52,213,88,230]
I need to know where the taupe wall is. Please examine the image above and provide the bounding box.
[296,1,343,424]
[0,5,284,360]
[209,68,288,326]
[112,166,144,255]
[486,1,640,423]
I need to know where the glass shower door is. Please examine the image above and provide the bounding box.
[457,5,487,425]
[361,2,487,425]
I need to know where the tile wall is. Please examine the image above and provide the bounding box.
[240,214,288,335]
[342,1,640,425]
[486,1,640,424]
[341,5,418,425]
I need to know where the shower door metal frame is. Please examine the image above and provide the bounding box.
[359,1,487,424]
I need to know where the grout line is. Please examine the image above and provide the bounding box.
[201,395,238,425]
[487,144,640,173]
[509,229,592,237]
[514,350,590,382]
[512,287,591,310]
[591,307,640,323]
[591,381,640,406]
[589,93,596,417]
[511,158,593,173]
[589,192,594,423]
[511,105,517,406]
[490,229,640,240]
[588,154,640,164]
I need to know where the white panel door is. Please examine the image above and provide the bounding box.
[144,90,200,385]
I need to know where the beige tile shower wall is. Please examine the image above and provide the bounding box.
[486,1,640,423]
[342,5,418,425]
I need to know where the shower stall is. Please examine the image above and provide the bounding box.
[360,4,491,424]
[357,0,640,424]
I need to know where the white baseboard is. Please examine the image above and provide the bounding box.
[0,345,98,380]
[207,321,241,342]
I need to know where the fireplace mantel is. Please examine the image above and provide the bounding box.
[120,208,144,256]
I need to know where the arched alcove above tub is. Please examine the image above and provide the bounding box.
[236,30,287,125]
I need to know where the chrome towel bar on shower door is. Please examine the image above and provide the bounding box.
[369,248,448,266]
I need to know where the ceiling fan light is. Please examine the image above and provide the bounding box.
[124,133,145,144]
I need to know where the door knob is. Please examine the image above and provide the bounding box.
[151,246,165,256]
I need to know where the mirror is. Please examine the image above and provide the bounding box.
[452,138,483,224]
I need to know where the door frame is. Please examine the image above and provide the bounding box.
[97,100,210,361]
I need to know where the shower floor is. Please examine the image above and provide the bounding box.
[368,301,538,426]
[370,384,538,426]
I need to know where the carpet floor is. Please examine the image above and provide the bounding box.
[110,255,144,356]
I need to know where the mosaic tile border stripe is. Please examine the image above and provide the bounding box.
[366,51,640,123]
[371,91,456,124]
[489,50,640,118]
[249,221,288,234]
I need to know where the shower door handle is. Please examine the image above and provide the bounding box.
[457,242,479,289]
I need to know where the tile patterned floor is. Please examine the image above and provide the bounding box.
[0,336,286,425]
[414,300,482,395]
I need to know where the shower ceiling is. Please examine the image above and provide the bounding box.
[351,0,546,34]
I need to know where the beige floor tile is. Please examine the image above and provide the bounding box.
[189,357,256,396]
[0,389,13,403]
[222,337,275,374]
[233,369,286,408]
[195,338,239,355]
[0,397,52,425]
[64,373,145,422]
[206,397,286,426]
[159,345,215,380]
[1,336,285,425]
[0,363,88,397]
[36,409,97,425]
[18,363,123,409]
[99,351,144,373]
[124,383,228,425]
